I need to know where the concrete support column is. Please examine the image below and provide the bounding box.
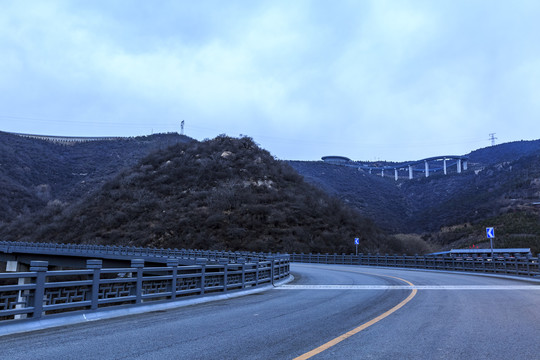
[425,160,429,177]
[381,169,384,177]
[463,160,468,171]
[6,260,22,272]
[394,169,398,181]
[443,159,447,175]
[409,165,413,179]
[7,261,30,319]
[457,159,462,173]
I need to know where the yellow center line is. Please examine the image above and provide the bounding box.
[292,267,418,360]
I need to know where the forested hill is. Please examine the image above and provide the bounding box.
[0,136,408,254]
[2,131,539,254]
[290,139,540,254]
[0,131,191,223]
[467,139,540,165]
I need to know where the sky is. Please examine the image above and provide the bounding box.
[1,0,539,162]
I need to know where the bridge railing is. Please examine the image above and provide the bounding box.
[290,253,540,277]
[0,256,290,323]
[0,241,287,264]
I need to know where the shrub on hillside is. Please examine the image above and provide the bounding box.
[0,135,400,254]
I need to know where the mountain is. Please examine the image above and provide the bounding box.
[0,131,191,224]
[0,135,407,254]
[2,131,539,255]
[290,140,540,254]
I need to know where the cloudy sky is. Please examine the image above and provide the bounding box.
[1,1,539,161]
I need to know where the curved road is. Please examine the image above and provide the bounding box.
[1,264,538,359]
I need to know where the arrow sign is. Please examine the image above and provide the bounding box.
[486,227,495,239]
[354,238,360,245]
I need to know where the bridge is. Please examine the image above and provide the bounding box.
[322,155,469,180]
[6,131,128,145]
[1,243,538,359]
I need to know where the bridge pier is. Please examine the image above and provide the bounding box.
[335,155,468,181]
[6,261,30,319]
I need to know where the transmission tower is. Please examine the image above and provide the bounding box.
[489,133,497,146]
[181,120,185,135]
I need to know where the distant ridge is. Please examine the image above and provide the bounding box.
[291,139,540,253]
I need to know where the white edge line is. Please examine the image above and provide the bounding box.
[276,284,540,290]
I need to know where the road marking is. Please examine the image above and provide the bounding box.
[293,271,417,360]
[278,284,540,290]
[291,264,539,359]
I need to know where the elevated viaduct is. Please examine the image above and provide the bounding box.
[322,155,469,180]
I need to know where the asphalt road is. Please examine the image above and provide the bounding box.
[0,264,538,359]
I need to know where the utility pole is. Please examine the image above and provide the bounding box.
[181,120,185,135]
[489,133,497,146]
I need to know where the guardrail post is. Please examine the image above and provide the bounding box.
[131,259,144,304]
[237,258,246,289]
[196,258,207,295]
[30,261,48,319]
[167,258,179,300]
[87,259,102,310]
[255,261,260,286]
[219,258,229,292]
[268,256,275,285]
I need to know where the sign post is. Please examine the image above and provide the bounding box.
[354,238,359,256]
[486,227,495,258]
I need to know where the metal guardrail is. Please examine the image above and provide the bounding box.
[0,241,289,264]
[0,257,290,323]
[290,253,540,277]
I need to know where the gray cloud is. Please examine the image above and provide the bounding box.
[1,0,539,161]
